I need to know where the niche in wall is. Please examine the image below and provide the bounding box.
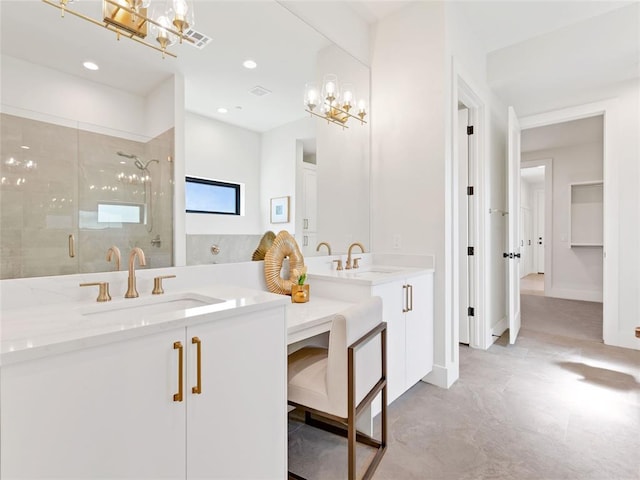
[569,181,603,247]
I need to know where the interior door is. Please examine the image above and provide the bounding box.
[507,107,522,344]
[535,189,545,273]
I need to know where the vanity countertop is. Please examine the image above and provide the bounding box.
[1,284,288,366]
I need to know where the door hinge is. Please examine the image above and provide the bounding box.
[467,246,474,256]
[467,126,474,135]
[467,186,474,195]
[467,307,475,317]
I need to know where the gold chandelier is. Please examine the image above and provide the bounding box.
[304,74,367,129]
[42,0,197,58]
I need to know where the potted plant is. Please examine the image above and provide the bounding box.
[290,266,309,303]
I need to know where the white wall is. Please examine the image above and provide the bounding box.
[278,0,371,66]
[315,44,371,253]
[523,142,604,301]
[371,1,449,384]
[445,4,508,357]
[0,55,149,142]
[145,77,175,139]
[184,112,261,235]
[261,117,315,234]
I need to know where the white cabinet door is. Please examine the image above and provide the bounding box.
[405,273,434,388]
[372,279,406,404]
[1,329,186,479]
[186,308,287,479]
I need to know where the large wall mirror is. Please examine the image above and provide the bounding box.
[0,0,370,278]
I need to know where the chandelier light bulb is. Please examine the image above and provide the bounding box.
[168,0,194,38]
[322,74,339,103]
[342,83,354,111]
[304,82,319,111]
[154,14,177,53]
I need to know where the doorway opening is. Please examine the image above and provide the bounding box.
[520,164,546,296]
[518,115,605,340]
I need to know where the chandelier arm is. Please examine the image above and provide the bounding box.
[42,0,178,58]
[103,0,194,44]
[305,109,350,129]
[321,100,367,125]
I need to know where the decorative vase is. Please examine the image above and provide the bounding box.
[291,284,310,303]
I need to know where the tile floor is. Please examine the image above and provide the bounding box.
[288,297,640,479]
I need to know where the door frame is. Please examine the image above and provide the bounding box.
[520,101,612,344]
[451,65,487,351]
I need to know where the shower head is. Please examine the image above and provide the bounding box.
[136,159,159,171]
[117,151,139,160]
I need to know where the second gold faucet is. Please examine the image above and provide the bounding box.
[125,247,146,298]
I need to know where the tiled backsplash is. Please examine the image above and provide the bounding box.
[186,234,264,265]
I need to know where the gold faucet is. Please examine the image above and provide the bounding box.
[316,242,332,255]
[345,242,365,270]
[106,246,121,271]
[125,247,146,298]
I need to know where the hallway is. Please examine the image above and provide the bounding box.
[288,296,639,479]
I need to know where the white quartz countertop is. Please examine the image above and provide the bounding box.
[1,284,288,365]
[308,265,434,286]
[286,296,354,345]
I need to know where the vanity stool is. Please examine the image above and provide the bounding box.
[287,296,387,480]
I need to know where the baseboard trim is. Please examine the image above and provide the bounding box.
[492,316,508,339]
[423,363,458,389]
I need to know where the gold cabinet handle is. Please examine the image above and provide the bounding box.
[173,341,183,402]
[402,284,409,313]
[408,284,414,312]
[68,234,75,258]
[152,274,176,295]
[192,336,202,394]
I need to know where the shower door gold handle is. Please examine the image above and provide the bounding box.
[68,234,75,258]
[173,341,184,402]
[192,337,202,394]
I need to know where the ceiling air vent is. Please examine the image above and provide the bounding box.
[183,29,212,49]
[249,86,272,97]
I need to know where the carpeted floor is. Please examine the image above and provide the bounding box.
[288,296,638,479]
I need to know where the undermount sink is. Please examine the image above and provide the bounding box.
[80,293,225,320]
[348,266,402,276]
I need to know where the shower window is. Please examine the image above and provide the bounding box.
[97,202,145,224]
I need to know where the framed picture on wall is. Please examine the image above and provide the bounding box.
[270,196,289,223]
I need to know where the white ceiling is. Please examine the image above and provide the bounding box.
[1,1,637,130]
[0,0,332,132]
[449,1,635,54]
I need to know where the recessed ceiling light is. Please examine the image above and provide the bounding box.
[83,61,99,71]
[243,59,257,69]
[20,145,30,150]
[217,107,228,114]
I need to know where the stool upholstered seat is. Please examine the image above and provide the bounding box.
[287,296,387,480]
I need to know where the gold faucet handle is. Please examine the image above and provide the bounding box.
[152,275,176,295]
[80,282,112,302]
[353,257,362,269]
[333,259,343,271]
